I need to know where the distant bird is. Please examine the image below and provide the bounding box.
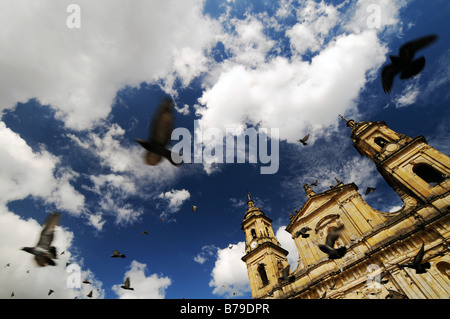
[26,270,30,274]
[365,187,376,195]
[314,225,347,259]
[135,97,183,166]
[87,290,93,298]
[310,180,318,186]
[319,291,327,299]
[4,263,10,267]
[110,250,126,258]
[83,279,91,284]
[228,244,233,249]
[48,289,54,296]
[192,205,198,212]
[11,292,14,298]
[381,34,438,93]
[397,242,430,274]
[60,251,65,255]
[21,212,60,267]
[121,277,134,291]
[297,134,310,145]
[295,226,312,238]
[141,230,149,235]
[233,292,237,296]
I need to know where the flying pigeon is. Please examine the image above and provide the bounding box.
[278,265,295,283]
[310,180,318,186]
[48,289,54,296]
[83,279,91,284]
[297,134,310,145]
[87,290,93,298]
[192,205,198,212]
[110,250,126,258]
[229,244,233,249]
[397,242,430,274]
[121,277,134,291]
[313,224,347,259]
[141,230,149,235]
[135,97,183,166]
[4,263,10,267]
[365,187,376,195]
[381,34,438,93]
[21,212,61,267]
[295,226,312,238]
[11,292,14,298]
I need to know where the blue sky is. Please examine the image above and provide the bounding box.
[0,0,449,299]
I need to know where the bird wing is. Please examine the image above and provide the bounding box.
[301,226,312,232]
[413,243,426,266]
[325,225,344,248]
[37,212,60,249]
[399,34,438,58]
[400,56,425,79]
[124,277,130,287]
[145,150,162,165]
[317,243,336,256]
[302,134,310,142]
[381,64,400,94]
[149,97,174,147]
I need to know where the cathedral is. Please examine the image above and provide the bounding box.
[241,117,450,299]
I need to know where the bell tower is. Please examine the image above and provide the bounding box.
[340,115,450,205]
[241,193,290,299]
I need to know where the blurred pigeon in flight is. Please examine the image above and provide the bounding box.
[192,205,198,212]
[120,277,134,291]
[397,242,430,274]
[365,187,376,195]
[135,97,183,166]
[87,290,93,298]
[295,226,312,238]
[110,250,126,258]
[21,212,60,267]
[310,180,318,186]
[381,34,438,93]
[141,230,149,235]
[297,134,309,145]
[48,289,54,296]
[313,224,347,259]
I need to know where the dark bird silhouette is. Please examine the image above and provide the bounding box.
[314,225,347,259]
[135,97,183,166]
[297,134,310,145]
[278,265,295,283]
[141,230,149,235]
[121,277,134,291]
[228,244,233,249]
[192,205,198,212]
[381,34,438,93]
[295,226,312,238]
[87,290,93,298]
[48,289,54,296]
[310,180,318,186]
[83,279,91,284]
[365,187,376,195]
[319,291,327,299]
[397,242,430,274]
[21,212,60,267]
[11,292,14,298]
[5,263,10,267]
[110,250,126,258]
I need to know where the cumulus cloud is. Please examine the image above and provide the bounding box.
[194,244,219,264]
[0,0,220,130]
[0,121,84,215]
[209,242,250,298]
[112,260,171,299]
[158,189,191,212]
[394,80,420,108]
[275,226,299,271]
[0,208,103,299]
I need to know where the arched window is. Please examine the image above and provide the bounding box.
[374,137,389,148]
[257,263,269,286]
[413,163,445,187]
[251,229,257,239]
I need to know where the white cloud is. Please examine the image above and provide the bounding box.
[275,226,299,271]
[158,189,191,212]
[112,260,171,299]
[0,0,220,130]
[198,30,386,144]
[394,81,420,108]
[0,121,85,215]
[194,244,219,264]
[0,208,103,299]
[209,241,250,298]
